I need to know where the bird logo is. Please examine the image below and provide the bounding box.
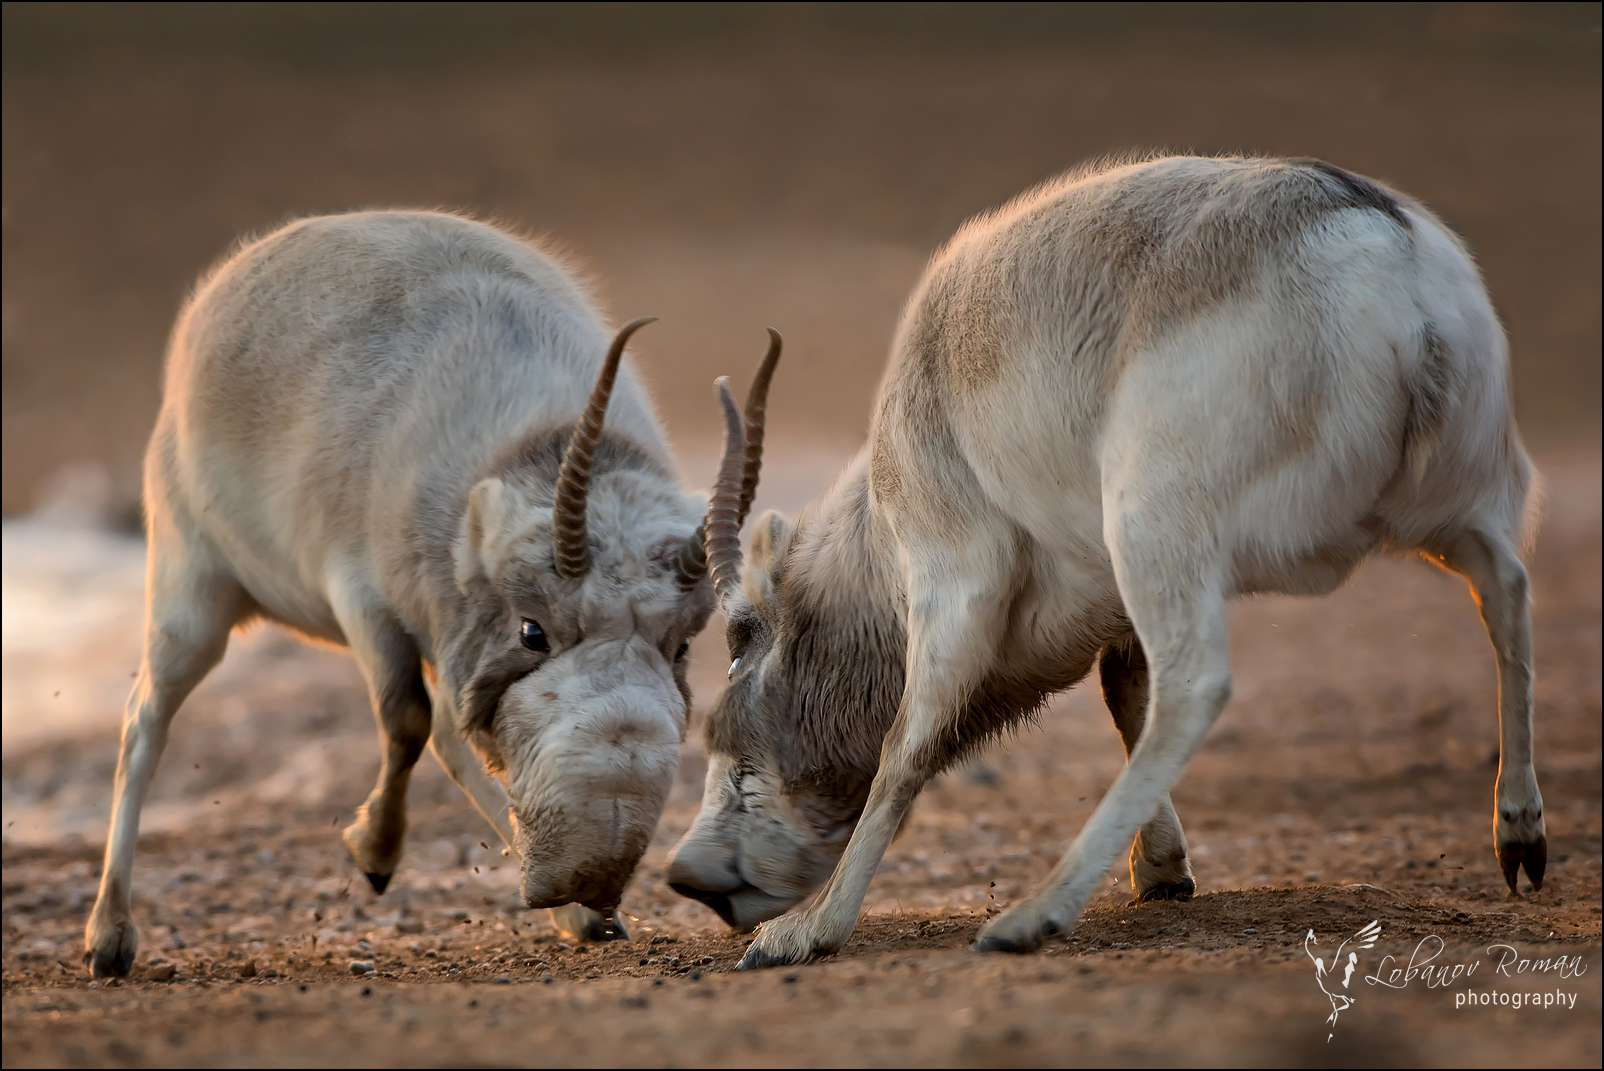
[1305,919,1381,1041]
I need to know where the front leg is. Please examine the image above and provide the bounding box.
[1100,639,1195,901]
[739,562,1009,970]
[330,584,432,894]
[976,501,1232,954]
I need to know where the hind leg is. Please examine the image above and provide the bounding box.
[1100,639,1196,901]
[329,579,432,893]
[85,538,249,977]
[1427,527,1544,893]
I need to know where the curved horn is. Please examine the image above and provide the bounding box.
[681,330,782,592]
[736,328,782,529]
[552,316,657,578]
[704,377,747,602]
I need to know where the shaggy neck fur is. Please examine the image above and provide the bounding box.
[767,461,908,805]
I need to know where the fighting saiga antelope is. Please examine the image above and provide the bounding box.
[667,155,1544,968]
[84,210,751,977]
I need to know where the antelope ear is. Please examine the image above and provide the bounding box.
[455,477,510,591]
[743,509,794,607]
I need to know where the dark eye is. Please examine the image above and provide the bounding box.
[520,619,549,652]
[675,641,690,661]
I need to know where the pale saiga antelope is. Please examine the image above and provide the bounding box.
[665,155,1544,968]
[83,210,771,977]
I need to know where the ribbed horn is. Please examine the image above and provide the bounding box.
[736,328,782,529]
[552,316,656,578]
[704,377,747,602]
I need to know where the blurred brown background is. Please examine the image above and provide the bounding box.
[2,1,1599,516]
[2,10,1600,1065]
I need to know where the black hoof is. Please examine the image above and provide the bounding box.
[972,933,1037,955]
[582,914,630,942]
[1497,837,1547,894]
[85,944,135,979]
[363,871,393,895]
[737,944,801,971]
[1525,837,1548,891]
[1136,877,1196,903]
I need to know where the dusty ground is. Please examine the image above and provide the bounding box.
[2,447,1598,1067]
[3,7,1601,1069]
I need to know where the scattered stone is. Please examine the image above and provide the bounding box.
[1240,928,1259,936]
[349,960,375,976]
[492,974,512,984]
[237,960,258,980]
[147,963,178,983]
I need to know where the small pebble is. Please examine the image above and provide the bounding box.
[349,960,376,976]
[1240,928,1259,936]
[147,963,178,983]
[493,974,512,984]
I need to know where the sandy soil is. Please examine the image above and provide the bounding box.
[3,10,1600,1068]
[2,447,1598,1067]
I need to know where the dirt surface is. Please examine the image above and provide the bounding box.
[3,448,1599,1067]
[3,7,1601,1068]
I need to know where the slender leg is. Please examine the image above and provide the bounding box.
[329,581,432,893]
[85,540,248,977]
[1428,528,1544,893]
[738,556,1011,969]
[426,698,517,847]
[425,685,624,940]
[976,508,1232,954]
[1100,639,1196,901]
